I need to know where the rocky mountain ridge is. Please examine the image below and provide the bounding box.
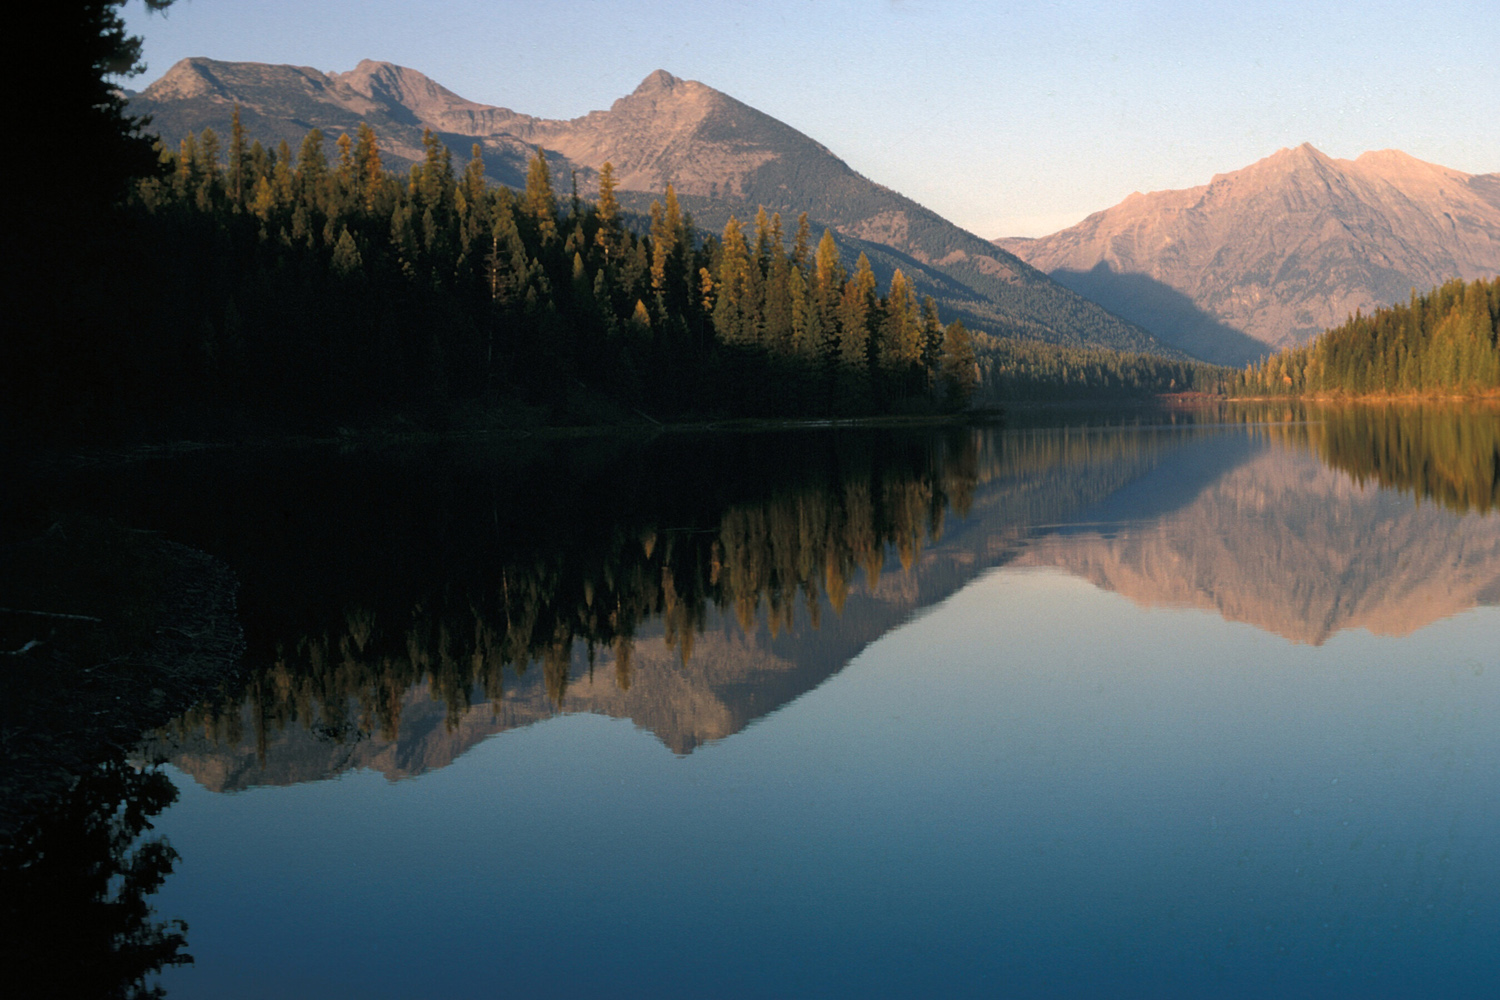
[129,58,1172,355]
[997,143,1500,364]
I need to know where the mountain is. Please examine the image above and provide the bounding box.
[996,144,1500,364]
[129,58,1171,355]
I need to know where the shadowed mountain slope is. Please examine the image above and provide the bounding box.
[130,58,1171,354]
[997,144,1500,364]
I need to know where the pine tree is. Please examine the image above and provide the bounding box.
[792,213,812,272]
[296,129,328,209]
[523,147,558,244]
[839,253,877,371]
[196,128,222,210]
[919,295,944,395]
[175,131,198,199]
[713,216,753,346]
[879,268,920,393]
[274,140,296,207]
[813,229,845,346]
[763,240,794,350]
[594,162,622,264]
[459,143,489,243]
[229,103,248,208]
[939,320,978,408]
[354,123,382,212]
[335,132,356,213]
[331,228,363,278]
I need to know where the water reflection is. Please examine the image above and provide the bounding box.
[1018,423,1500,643]
[10,405,1500,996]
[130,407,1500,793]
[0,762,190,999]
[127,423,1188,784]
[1252,401,1500,513]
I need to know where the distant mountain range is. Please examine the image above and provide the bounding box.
[997,144,1500,364]
[128,58,1172,357]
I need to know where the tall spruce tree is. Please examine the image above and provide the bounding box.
[523,147,559,244]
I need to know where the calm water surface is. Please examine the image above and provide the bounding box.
[26,408,1500,997]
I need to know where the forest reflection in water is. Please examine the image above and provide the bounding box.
[7,404,1500,998]
[149,420,1170,780]
[135,403,1500,790]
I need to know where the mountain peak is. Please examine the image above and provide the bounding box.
[1265,142,1332,168]
[635,69,681,94]
[126,55,1171,359]
[999,142,1500,362]
[142,56,231,101]
[334,59,486,115]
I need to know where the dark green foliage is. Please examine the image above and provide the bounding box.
[126,59,1171,357]
[1230,276,1500,398]
[6,116,1211,441]
[972,335,1227,402]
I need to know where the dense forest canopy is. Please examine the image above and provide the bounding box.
[6,100,1224,441]
[1231,276,1500,398]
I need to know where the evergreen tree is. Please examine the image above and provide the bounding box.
[792,213,813,272]
[840,253,878,371]
[813,229,846,347]
[594,162,623,264]
[919,295,944,395]
[229,103,248,208]
[354,123,382,212]
[523,147,559,244]
[296,128,328,216]
[939,320,978,408]
[713,216,754,346]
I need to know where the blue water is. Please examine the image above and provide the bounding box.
[151,575,1500,998]
[102,418,1500,998]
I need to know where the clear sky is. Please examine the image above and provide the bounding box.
[121,0,1500,238]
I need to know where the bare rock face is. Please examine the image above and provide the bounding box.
[996,144,1500,364]
[129,58,1168,355]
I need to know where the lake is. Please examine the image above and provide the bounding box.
[6,405,1500,998]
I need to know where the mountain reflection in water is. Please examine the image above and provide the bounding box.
[9,405,1500,998]
[128,406,1500,792]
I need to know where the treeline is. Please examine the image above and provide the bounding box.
[64,116,989,436]
[5,109,1228,440]
[1231,276,1500,398]
[972,335,1226,401]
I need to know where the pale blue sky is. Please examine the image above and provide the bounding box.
[123,0,1500,237]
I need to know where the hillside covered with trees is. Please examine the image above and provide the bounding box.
[1231,276,1500,398]
[7,111,1223,441]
